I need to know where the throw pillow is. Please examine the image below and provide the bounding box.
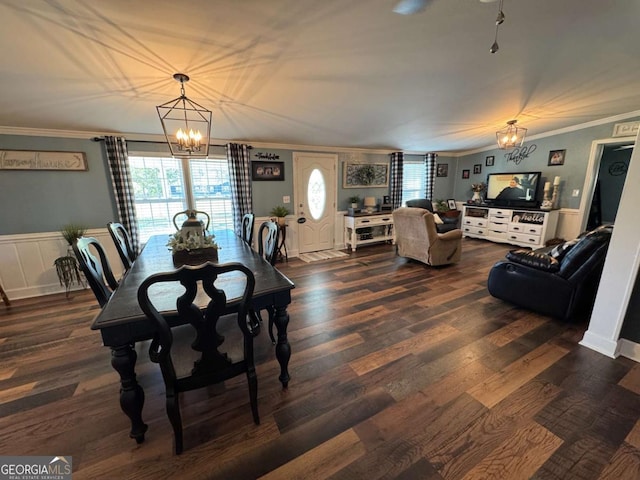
[506,249,560,272]
[432,213,444,225]
[550,238,580,261]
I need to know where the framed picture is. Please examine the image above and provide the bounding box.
[0,150,88,171]
[343,163,389,188]
[251,161,284,181]
[447,199,457,210]
[485,155,495,167]
[473,164,482,174]
[436,163,448,177]
[462,169,470,179]
[548,149,566,166]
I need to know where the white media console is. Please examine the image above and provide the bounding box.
[462,204,559,249]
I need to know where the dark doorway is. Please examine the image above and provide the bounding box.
[587,144,631,230]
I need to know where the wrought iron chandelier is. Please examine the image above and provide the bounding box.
[496,119,527,149]
[157,73,211,158]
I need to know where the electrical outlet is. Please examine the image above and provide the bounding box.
[572,189,580,197]
[283,195,290,203]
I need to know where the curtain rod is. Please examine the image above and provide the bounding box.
[90,136,240,148]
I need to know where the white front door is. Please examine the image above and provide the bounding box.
[293,152,337,253]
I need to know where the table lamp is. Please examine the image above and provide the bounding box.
[364,196,376,213]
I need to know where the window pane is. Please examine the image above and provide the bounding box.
[189,159,234,232]
[402,161,426,204]
[129,156,233,243]
[130,156,187,243]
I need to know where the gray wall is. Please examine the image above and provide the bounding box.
[0,135,116,235]
[454,117,640,208]
[1,116,636,236]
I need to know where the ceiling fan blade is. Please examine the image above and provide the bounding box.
[393,0,429,15]
[614,145,634,151]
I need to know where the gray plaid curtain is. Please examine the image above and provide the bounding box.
[425,152,437,200]
[389,152,404,209]
[226,143,253,235]
[105,136,140,254]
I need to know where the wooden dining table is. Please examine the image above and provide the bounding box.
[91,230,295,444]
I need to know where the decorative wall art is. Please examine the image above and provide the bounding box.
[251,161,284,181]
[343,163,389,188]
[485,155,495,166]
[254,152,280,160]
[548,149,566,166]
[474,164,482,174]
[0,150,87,171]
[462,169,470,179]
[436,163,448,177]
[612,121,640,138]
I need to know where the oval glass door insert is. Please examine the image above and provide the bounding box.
[307,168,326,220]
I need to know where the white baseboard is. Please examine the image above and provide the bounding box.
[579,330,619,358]
[617,339,640,362]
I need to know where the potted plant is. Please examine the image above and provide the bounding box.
[348,195,360,209]
[54,223,87,297]
[270,205,291,226]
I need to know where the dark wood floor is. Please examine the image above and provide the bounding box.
[1,238,640,479]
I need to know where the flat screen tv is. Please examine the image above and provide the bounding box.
[485,171,541,208]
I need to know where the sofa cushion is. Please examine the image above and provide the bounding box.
[506,249,560,272]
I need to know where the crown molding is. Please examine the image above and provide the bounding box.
[455,109,640,157]
[2,108,639,157]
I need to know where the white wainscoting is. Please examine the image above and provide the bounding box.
[555,208,582,240]
[0,228,125,301]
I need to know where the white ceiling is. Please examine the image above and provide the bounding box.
[1,0,640,154]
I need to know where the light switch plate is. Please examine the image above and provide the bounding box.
[572,189,580,197]
[283,195,290,203]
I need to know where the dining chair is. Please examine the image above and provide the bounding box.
[257,221,279,266]
[241,213,255,247]
[255,221,280,343]
[107,222,137,271]
[72,236,119,308]
[137,262,258,455]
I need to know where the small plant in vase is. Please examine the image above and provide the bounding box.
[54,223,87,297]
[348,195,360,209]
[270,205,291,226]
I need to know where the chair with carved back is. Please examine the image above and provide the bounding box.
[241,213,255,247]
[72,236,119,307]
[137,262,258,455]
[255,221,280,343]
[107,222,137,271]
[257,221,279,266]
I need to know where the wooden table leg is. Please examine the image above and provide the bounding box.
[273,305,291,388]
[111,344,148,443]
[0,283,10,307]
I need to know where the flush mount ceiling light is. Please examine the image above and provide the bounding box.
[489,0,505,53]
[496,119,527,149]
[156,73,212,158]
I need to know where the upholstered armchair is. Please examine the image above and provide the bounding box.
[392,207,463,266]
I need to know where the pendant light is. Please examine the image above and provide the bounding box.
[496,119,527,149]
[157,73,212,158]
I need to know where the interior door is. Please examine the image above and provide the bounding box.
[293,152,337,253]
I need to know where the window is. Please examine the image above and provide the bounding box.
[129,155,233,243]
[402,160,426,204]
